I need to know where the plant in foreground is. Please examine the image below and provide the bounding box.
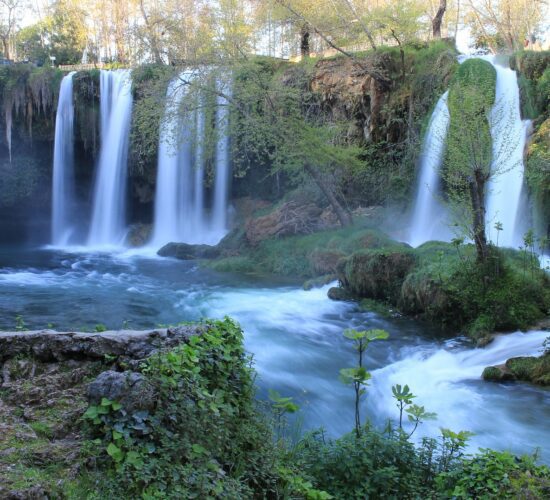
[340,328,389,437]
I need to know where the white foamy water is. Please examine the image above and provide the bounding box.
[370,330,549,456]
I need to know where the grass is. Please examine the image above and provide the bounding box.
[209,222,399,279]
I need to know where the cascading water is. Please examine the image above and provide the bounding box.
[370,330,549,456]
[87,70,133,247]
[211,82,231,238]
[51,72,76,246]
[407,91,452,246]
[151,72,194,246]
[407,56,532,250]
[483,56,531,248]
[151,74,231,248]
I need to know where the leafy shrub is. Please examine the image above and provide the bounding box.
[80,318,312,498]
[436,449,550,499]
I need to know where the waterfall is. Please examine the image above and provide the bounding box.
[407,56,532,250]
[407,91,452,247]
[51,72,76,246]
[484,56,531,248]
[151,74,231,249]
[211,83,231,238]
[151,72,193,246]
[87,70,133,247]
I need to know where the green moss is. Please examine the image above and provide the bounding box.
[339,248,416,302]
[505,353,550,386]
[482,366,504,381]
[339,240,549,337]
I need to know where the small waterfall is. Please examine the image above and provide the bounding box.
[87,70,133,247]
[407,91,452,246]
[151,74,231,249]
[484,56,531,248]
[51,72,76,246]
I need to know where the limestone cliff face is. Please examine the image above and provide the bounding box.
[309,55,392,144]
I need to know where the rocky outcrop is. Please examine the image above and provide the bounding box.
[337,249,416,303]
[126,223,152,247]
[0,326,202,364]
[310,55,393,143]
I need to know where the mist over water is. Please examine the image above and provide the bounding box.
[1,246,548,461]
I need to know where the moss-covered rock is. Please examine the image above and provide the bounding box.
[483,352,550,386]
[338,248,416,302]
[327,286,354,301]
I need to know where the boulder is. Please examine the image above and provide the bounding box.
[328,286,354,301]
[338,250,416,302]
[157,242,220,259]
[88,370,155,412]
[482,364,515,382]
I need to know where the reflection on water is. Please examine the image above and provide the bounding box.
[0,246,548,461]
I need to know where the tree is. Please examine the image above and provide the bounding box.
[444,58,503,263]
[465,0,546,52]
[340,328,389,437]
[0,0,21,60]
[432,0,447,38]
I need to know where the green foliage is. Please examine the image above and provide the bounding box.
[209,224,396,278]
[14,315,26,331]
[129,64,175,179]
[436,449,550,498]
[80,318,311,498]
[17,0,88,65]
[294,427,467,499]
[391,384,436,438]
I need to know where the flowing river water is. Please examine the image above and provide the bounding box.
[1,246,548,461]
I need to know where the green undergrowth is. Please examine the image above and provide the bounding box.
[69,318,323,499]
[209,223,399,279]
[4,318,549,498]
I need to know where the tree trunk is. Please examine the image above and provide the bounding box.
[300,23,310,58]
[432,0,447,39]
[305,164,352,227]
[2,38,10,60]
[469,171,488,263]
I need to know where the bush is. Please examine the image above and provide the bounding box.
[436,449,550,499]
[296,429,432,499]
